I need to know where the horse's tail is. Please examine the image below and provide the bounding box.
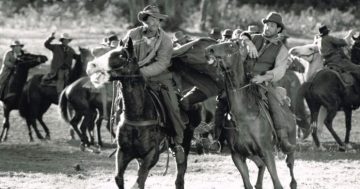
[59,88,71,123]
[294,82,312,138]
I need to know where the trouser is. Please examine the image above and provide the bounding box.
[266,86,295,135]
[149,79,186,145]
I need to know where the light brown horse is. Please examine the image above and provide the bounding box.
[205,40,297,189]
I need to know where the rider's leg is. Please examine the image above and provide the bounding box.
[267,86,296,154]
[160,79,186,164]
[209,92,228,152]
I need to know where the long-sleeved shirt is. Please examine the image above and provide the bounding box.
[44,36,77,79]
[123,26,173,79]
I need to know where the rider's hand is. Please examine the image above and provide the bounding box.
[251,74,273,84]
[244,38,258,58]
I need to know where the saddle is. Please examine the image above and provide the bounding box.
[322,67,354,87]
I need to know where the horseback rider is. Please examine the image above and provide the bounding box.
[173,31,192,47]
[92,33,120,57]
[42,32,80,94]
[220,29,233,42]
[122,5,186,163]
[209,27,222,41]
[315,25,360,80]
[210,12,296,154]
[0,40,25,100]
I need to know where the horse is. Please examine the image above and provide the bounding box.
[87,38,207,189]
[0,53,48,142]
[18,47,87,141]
[205,39,297,189]
[59,47,116,150]
[290,42,360,151]
[59,76,116,149]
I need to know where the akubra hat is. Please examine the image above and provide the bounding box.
[262,12,285,32]
[59,33,72,41]
[319,25,330,36]
[138,5,168,22]
[10,40,24,48]
[222,29,233,37]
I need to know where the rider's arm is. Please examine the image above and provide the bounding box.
[329,35,348,48]
[240,33,258,58]
[3,51,16,69]
[44,36,55,51]
[265,45,289,82]
[140,36,173,77]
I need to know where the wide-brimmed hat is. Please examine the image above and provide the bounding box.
[247,25,260,34]
[138,5,168,22]
[10,40,24,48]
[209,27,221,35]
[101,34,119,46]
[318,25,330,36]
[173,31,189,42]
[262,12,285,32]
[59,33,72,41]
[222,29,233,37]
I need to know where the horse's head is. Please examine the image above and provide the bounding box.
[87,38,137,87]
[289,43,319,63]
[205,39,247,70]
[287,57,305,73]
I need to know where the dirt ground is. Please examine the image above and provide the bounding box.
[1,105,360,189]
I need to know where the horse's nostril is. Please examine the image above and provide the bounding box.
[210,49,214,54]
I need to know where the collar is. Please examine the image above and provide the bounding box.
[141,26,160,38]
[261,34,281,45]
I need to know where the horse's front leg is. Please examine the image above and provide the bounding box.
[114,148,133,189]
[133,148,159,189]
[324,108,345,151]
[262,151,283,189]
[344,108,353,149]
[286,153,297,189]
[232,152,253,189]
[0,107,10,142]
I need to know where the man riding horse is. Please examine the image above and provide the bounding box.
[210,12,296,154]
[0,40,26,100]
[42,32,80,94]
[315,25,360,81]
[122,5,186,163]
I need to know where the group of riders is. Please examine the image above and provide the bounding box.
[0,4,359,163]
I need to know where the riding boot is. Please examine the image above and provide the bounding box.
[277,129,296,154]
[174,144,185,164]
[209,94,228,153]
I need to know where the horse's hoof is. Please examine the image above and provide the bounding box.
[29,138,34,142]
[80,144,86,151]
[345,143,353,150]
[338,145,346,152]
[130,183,140,189]
[290,180,297,189]
[45,135,51,140]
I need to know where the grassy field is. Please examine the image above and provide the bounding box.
[1,29,360,189]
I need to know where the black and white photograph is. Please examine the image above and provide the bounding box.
[0,0,360,188]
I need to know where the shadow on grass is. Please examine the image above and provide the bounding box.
[0,142,114,174]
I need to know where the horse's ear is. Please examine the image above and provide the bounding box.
[126,38,134,56]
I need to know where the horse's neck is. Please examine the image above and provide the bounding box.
[119,79,155,121]
[307,53,323,80]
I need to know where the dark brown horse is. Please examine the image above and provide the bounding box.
[87,39,204,189]
[18,47,86,140]
[205,40,297,189]
[0,53,48,142]
[59,76,116,149]
[292,42,360,151]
